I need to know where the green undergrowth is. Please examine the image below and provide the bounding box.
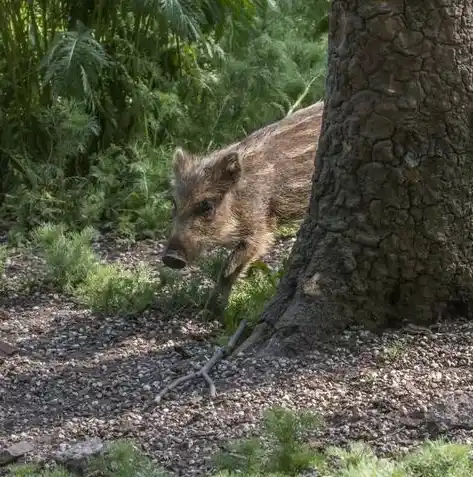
[213,406,324,475]
[31,224,98,291]
[0,0,329,240]
[31,223,160,315]
[276,222,302,240]
[217,260,286,344]
[157,250,227,313]
[74,263,158,315]
[6,408,473,477]
[25,222,289,339]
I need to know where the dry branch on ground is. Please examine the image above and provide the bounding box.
[154,319,247,403]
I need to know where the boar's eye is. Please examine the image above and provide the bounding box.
[195,199,215,217]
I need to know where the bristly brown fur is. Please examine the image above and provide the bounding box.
[164,101,325,313]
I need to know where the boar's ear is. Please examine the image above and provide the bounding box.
[212,151,242,186]
[172,147,191,176]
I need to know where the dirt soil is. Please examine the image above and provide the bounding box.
[1,235,473,476]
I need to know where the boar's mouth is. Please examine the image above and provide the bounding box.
[162,250,187,269]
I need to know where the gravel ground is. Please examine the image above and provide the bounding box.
[2,235,473,475]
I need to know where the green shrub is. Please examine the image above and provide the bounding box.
[219,260,284,340]
[325,442,405,477]
[0,0,330,240]
[31,223,98,291]
[81,142,174,238]
[5,464,70,477]
[6,421,473,477]
[402,439,473,477]
[87,440,169,477]
[75,263,158,315]
[31,223,158,316]
[5,441,169,477]
[214,407,323,476]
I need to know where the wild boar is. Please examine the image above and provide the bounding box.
[162,101,325,313]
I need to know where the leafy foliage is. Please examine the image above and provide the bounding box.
[219,260,284,340]
[0,0,329,238]
[214,407,323,476]
[32,223,98,291]
[31,223,159,315]
[74,262,158,314]
[87,440,170,477]
[402,440,473,477]
[214,410,473,477]
[5,440,169,477]
[156,250,225,313]
[5,414,473,477]
[41,25,109,104]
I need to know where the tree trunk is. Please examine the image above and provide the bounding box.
[243,0,473,357]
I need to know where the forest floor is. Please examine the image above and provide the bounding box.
[1,235,473,476]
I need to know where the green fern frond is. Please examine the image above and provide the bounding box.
[40,23,109,103]
[158,0,204,40]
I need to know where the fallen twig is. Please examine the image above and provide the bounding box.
[286,74,321,117]
[154,319,247,403]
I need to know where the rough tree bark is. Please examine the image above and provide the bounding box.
[242,0,473,357]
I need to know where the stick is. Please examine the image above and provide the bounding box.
[154,319,247,403]
[286,75,321,117]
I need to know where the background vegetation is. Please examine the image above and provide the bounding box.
[7,407,473,477]
[1,3,469,475]
[0,0,329,240]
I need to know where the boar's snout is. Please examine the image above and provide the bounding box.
[162,238,188,269]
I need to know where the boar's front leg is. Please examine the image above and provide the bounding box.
[208,232,273,315]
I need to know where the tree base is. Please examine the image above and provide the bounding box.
[235,294,349,357]
[236,290,472,358]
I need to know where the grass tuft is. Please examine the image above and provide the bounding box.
[31,223,98,291]
[74,263,158,315]
[6,411,473,477]
[214,407,323,476]
[87,440,169,477]
[216,260,285,342]
[31,223,159,315]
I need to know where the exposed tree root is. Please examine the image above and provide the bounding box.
[231,321,271,357]
[154,319,247,403]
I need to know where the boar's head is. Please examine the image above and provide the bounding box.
[162,147,242,269]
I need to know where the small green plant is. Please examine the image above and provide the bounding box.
[74,263,158,315]
[6,433,473,477]
[262,407,324,475]
[402,439,473,477]
[31,223,159,316]
[87,440,169,477]
[5,464,70,477]
[276,221,302,239]
[31,223,98,291]
[214,407,323,476]
[381,339,407,363]
[323,439,473,477]
[325,442,404,477]
[6,440,169,477]
[157,265,210,312]
[220,261,284,339]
